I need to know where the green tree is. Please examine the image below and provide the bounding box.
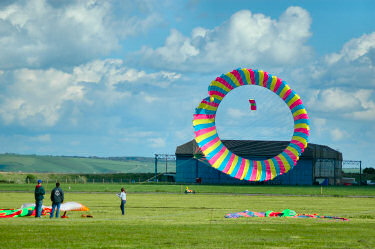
[25,174,37,183]
[363,167,375,174]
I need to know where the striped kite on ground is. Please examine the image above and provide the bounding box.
[0,202,89,218]
[225,209,348,221]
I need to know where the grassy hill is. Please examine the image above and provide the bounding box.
[0,154,175,174]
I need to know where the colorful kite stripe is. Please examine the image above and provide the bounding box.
[193,68,309,182]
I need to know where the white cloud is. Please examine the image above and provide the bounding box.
[119,131,154,143]
[0,59,181,127]
[174,126,195,142]
[314,117,326,127]
[347,101,375,120]
[0,0,161,69]
[330,128,347,141]
[313,32,375,88]
[307,88,375,120]
[148,137,166,148]
[0,68,83,126]
[298,31,375,150]
[30,134,51,142]
[308,88,361,111]
[296,31,375,161]
[138,92,160,104]
[312,118,327,136]
[325,32,375,65]
[227,108,247,119]
[74,59,181,88]
[134,6,312,72]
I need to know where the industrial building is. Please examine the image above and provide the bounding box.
[175,140,342,185]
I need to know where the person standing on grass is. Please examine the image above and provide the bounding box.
[50,182,64,218]
[116,188,126,215]
[34,179,45,218]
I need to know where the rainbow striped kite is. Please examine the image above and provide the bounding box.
[193,68,310,182]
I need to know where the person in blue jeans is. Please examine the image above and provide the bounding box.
[116,188,126,215]
[50,182,64,218]
[34,179,45,218]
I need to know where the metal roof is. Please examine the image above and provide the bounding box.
[176,139,342,160]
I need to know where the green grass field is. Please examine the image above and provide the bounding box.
[1,183,375,196]
[1,185,375,248]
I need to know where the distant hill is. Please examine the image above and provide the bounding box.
[0,154,176,173]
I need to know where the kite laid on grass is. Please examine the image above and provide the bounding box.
[0,202,89,218]
[193,68,309,182]
[225,209,348,221]
[0,206,48,218]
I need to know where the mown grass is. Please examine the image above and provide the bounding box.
[1,183,375,197]
[0,191,374,248]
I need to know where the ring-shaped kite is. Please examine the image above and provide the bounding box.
[193,68,309,182]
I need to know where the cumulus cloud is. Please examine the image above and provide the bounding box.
[307,34,375,114]
[133,6,312,72]
[0,0,161,69]
[312,118,326,136]
[74,59,181,88]
[307,88,375,120]
[30,134,51,142]
[227,108,247,119]
[174,126,195,142]
[325,32,375,65]
[138,92,160,104]
[348,102,375,120]
[0,68,84,126]
[312,32,375,87]
[330,128,347,141]
[148,137,166,148]
[0,59,181,127]
[309,88,363,112]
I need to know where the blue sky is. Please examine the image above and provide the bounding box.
[0,0,374,168]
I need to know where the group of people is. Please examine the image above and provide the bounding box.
[34,180,64,218]
[34,180,126,217]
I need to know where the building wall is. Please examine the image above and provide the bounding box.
[176,157,197,183]
[272,159,313,185]
[176,157,314,185]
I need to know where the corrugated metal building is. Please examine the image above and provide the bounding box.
[175,140,342,185]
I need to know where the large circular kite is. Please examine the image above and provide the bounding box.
[193,68,309,182]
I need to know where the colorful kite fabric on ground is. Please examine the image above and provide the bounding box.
[0,202,89,218]
[193,68,310,182]
[0,206,50,218]
[21,202,89,211]
[225,209,348,221]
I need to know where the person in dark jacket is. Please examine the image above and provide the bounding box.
[50,182,64,218]
[34,179,45,218]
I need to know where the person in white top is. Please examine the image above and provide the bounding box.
[116,187,127,215]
